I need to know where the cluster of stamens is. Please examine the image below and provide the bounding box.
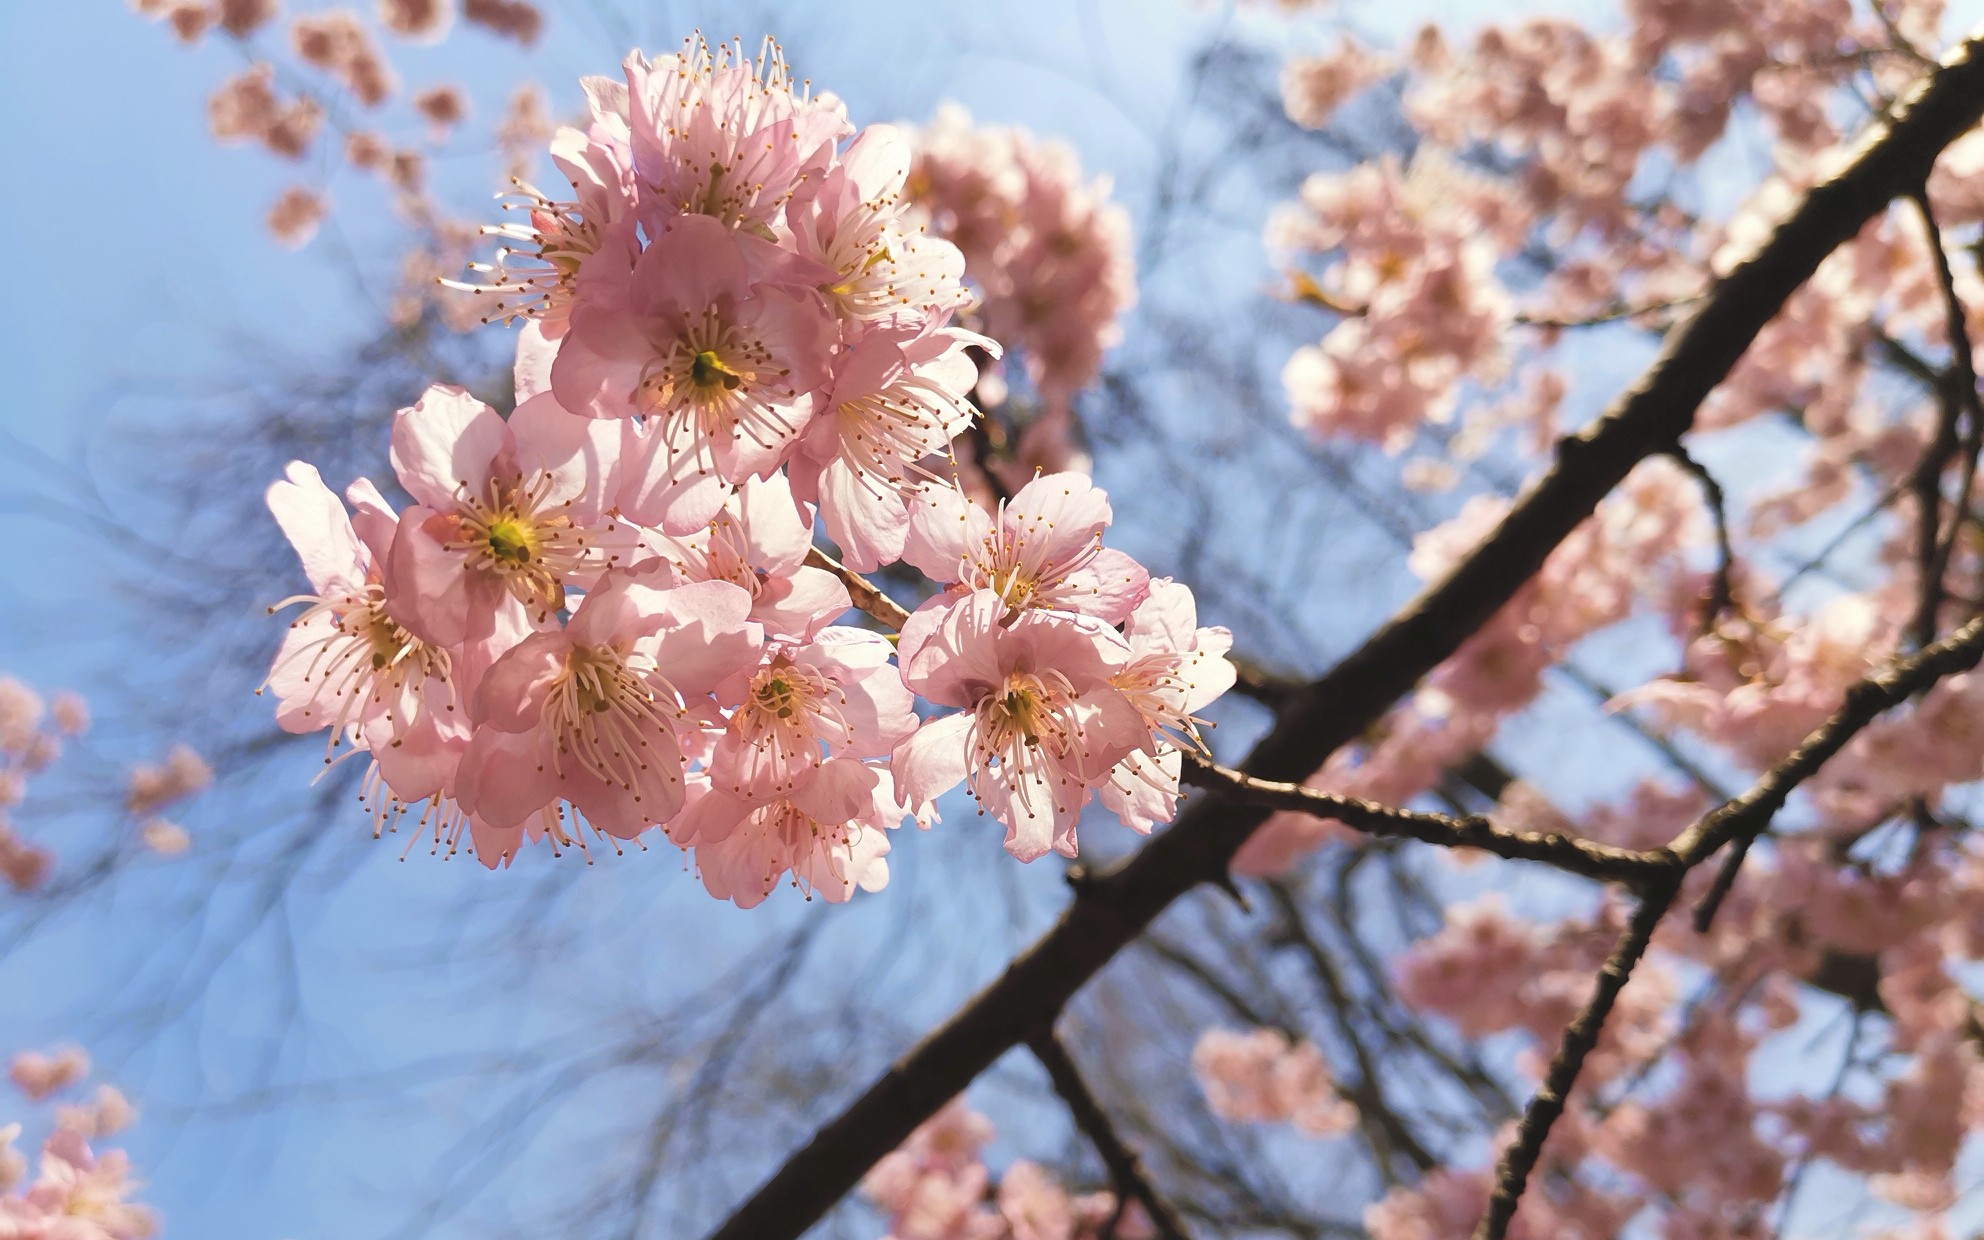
[835,380,969,501]
[964,670,1086,818]
[729,658,850,792]
[443,182,601,325]
[639,312,797,458]
[543,644,683,799]
[741,799,863,900]
[265,583,454,759]
[447,472,613,622]
[960,501,1107,614]
[645,35,821,227]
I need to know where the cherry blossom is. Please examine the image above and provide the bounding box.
[671,757,902,907]
[453,570,761,841]
[551,213,837,509]
[708,626,915,800]
[263,460,469,807]
[639,474,850,642]
[385,384,631,647]
[902,473,1149,624]
[786,325,987,572]
[894,591,1146,861]
[621,35,848,233]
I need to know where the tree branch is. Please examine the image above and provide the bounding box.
[805,545,911,630]
[1906,187,1984,648]
[1681,611,1984,929]
[1472,889,1673,1240]
[1480,611,1984,1238]
[705,32,1984,1240]
[1667,446,1738,635]
[1026,1029,1195,1240]
[1179,757,1659,886]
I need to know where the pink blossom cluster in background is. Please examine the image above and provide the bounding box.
[127,0,548,306]
[1,1047,153,1239]
[261,36,1235,901]
[1200,2,1984,1232]
[0,679,87,893]
[1190,1027,1357,1137]
[905,104,1138,497]
[0,679,212,890]
[122,745,211,858]
[861,1097,1154,1240]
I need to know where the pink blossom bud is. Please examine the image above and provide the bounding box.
[460,0,540,44]
[48,692,88,737]
[266,186,326,249]
[166,1,215,43]
[9,1047,90,1102]
[216,0,277,37]
[207,65,279,142]
[140,820,191,856]
[412,84,467,136]
[377,0,449,41]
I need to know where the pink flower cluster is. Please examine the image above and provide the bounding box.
[1274,154,1515,450]
[122,744,211,858]
[907,105,1136,425]
[0,679,88,894]
[860,1097,1153,1240]
[1,1048,153,1239]
[1190,1027,1356,1137]
[264,37,1228,898]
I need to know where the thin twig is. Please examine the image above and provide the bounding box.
[1180,756,1661,885]
[1678,612,1984,931]
[1026,1029,1195,1240]
[1472,888,1675,1240]
[1907,187,1984,648]
[1668,446,1738,635]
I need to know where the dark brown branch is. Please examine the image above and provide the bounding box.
[1480,611,1984,1236]
[1906,188,1984,648]
[1681,611,1984,929]
[705,35,1984,1240]
[1026,1029,1195,1240]
[1472,889,1674,1240]
[1180,757,1660,886]
[1225,653,1303,710]
[1668,446,1738,635]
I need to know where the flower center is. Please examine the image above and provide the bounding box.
[449,472,606,622]
[486,516,536,563]
[756,674,800,719]
[691,348,744,391]
[727,658,851,791]
[546,644,682,795]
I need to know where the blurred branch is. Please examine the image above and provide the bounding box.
[1667,446,1738,635]
[1906,187,1984,647]
[1026,1029,1195,1240]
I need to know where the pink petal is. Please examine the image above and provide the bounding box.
[390,385,510,510]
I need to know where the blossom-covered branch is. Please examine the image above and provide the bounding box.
[707,29,1984,1236]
